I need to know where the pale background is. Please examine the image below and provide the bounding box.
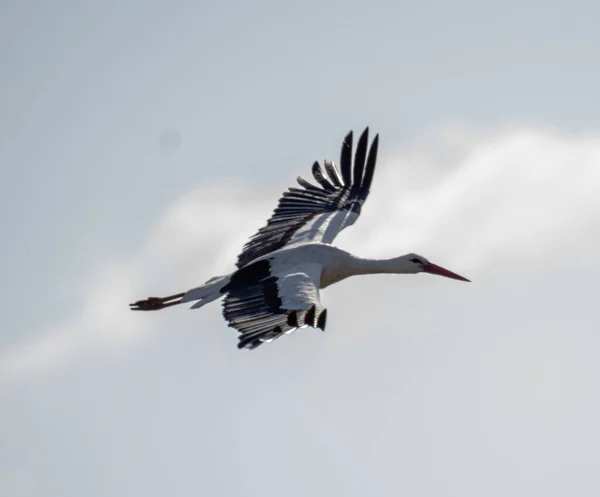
[2,1,600,496]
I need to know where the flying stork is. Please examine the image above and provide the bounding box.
[130,128,470,349]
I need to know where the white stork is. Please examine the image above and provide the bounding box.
[130,128,470,349]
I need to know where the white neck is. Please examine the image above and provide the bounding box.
[348,255,418,276]
[320,253,421,289]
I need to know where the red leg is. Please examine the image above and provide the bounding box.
[129,292,186,311]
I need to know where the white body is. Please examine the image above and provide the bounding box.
[180,242,422,309]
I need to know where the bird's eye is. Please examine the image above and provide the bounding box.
[410,258,424,264]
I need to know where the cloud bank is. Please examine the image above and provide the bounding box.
[2,126,599,384]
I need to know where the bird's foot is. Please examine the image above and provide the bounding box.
[129,293,185,311]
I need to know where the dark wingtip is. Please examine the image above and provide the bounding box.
[360,132,379,194]
[238,339,259,350]
[304,305,317,327]
[358,127,369,143]
[237,325,284,350]
[340,131,353,186]
[312,161,335,191]
[317,309,327,331]
[353,128,370,186]
[287,311,299,328]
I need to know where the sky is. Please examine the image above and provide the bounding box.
[2,0,600,495]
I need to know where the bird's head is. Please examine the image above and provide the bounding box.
[403,253,470,282]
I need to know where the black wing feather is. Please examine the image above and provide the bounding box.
[296,176,322,192]
[311,161,335,191]
[235,128,380,269]
[221,260,292,349]
[361,133,379,194]
[324,160,344,187]
[222,259,324,350]
[340,131,353,185]
[353,127,369,185]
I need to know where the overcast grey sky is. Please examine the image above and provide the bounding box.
[2,0,600,496]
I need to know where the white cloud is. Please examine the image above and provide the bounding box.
[348,126,600,267]
[2,126,600,384]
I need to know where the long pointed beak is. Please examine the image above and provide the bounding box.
[423,263,471,282]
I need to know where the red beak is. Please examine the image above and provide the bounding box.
[423,263,470,282]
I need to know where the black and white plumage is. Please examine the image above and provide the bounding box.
[130,128,470,350]
[221,259,325,350]
[235,128,378,268]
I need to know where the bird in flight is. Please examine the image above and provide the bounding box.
[130,128,470,349]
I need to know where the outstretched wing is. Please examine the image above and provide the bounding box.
[221,259,327,350]
[236,127,379,269]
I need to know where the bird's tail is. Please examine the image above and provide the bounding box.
[180,274,231,309]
